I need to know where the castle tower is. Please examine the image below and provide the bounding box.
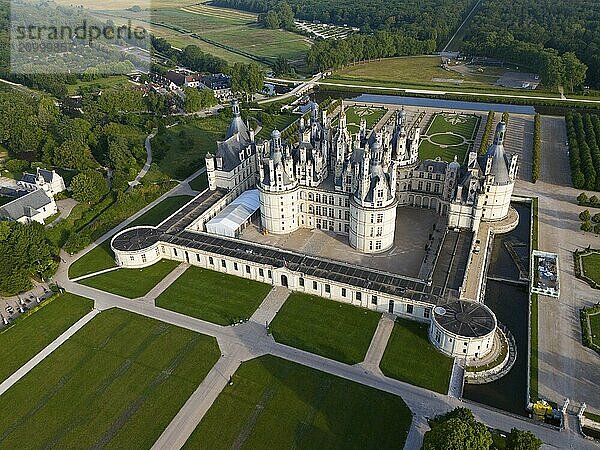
[258,130,300,234]
[205,153,216,191]
[349,139,398,253]
[479,122,517,221]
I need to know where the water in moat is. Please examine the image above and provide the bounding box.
[463,202,531,416]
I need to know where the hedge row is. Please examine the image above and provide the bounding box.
[580,304,600,355]
[532,113,541,182]
[566,112,600,190]
[479,111,495,155]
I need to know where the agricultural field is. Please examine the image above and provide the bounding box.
[419,112,480,163]
[156,266,271,325]
[183,355,412,449]
[67,0,311,66]
[379,318,454,394]
[0,293,93,384]
[0,309,220,449]
[269,293,381,365]
[79,259,180,298]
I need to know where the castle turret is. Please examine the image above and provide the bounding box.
[205,153,216,191]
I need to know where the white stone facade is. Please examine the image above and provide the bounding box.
[205,101,517,255]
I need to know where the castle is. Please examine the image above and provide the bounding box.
[205,100,518,250]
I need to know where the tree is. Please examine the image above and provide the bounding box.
[580,210,591,221]
[273,56,293,77]
[594,223,600,235]
[70,170,108,204]
[590,195,598,205]
[577,192,588,204]
[506,427,543,450]
[423,417,492,450]
[184,87,217,113]
[581,220,593,232]
[230,63,265,101]
[562,52,587,93]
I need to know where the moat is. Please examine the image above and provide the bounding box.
[463,201,532,415]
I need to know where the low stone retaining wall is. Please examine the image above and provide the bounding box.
[465,324,516,384]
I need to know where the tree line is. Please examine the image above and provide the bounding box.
[257,2,295,30]
[306,32,435,71]
[212,0,474,48]
[478,111,495,155]
[461,0,598,88]
[566,112,600,190]
[532,113,541,182]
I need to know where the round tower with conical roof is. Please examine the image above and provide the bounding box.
[258,130,300,234]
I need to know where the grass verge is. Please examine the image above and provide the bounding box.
[269,293,380,365]
[128,195,193,227]
[379,318,453,394]
[0,293,93,383]
[79,260,180,298]
[0,308,220,449]
[156,266,271,325]
[68,240,116,279]
[183,355,412,449]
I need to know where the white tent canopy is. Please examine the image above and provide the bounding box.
[206,189,260,237]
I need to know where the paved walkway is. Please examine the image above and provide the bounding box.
[127,131,154,192]
[0,309,99,396]
[360,313,395,374]
[49,198,78,227]
[143,263,189,303]
[249,286,289,326]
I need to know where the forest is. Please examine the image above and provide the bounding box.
[462,0,599,88]
[212,0,474,48]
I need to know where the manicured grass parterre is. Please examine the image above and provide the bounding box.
[189,172,208,192]
[590,313,600,347]
[380,318,453,394]
[79,259,180,298]
[256,113,298,140]
[183,355,412,450]
[0,293,93,383]
[333,105,386,134]
[0,308,220,449]
[128,195,193,227]
[68,240,116,279]
[581,252,600,285]
[156,266,271,325]
[419,112,479,163]
[269,293,381,365]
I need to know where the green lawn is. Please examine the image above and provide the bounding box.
[0,293,93,384]
[380,318,454,394]
[426,113,480,139]
[69,240,116,279]
[590,313,600,347]
[66,75,130,95]
[0,308,220,449]
[256,113,298,140]
[156,266,271,325]
[419,140,470,163]
[129,195,193,227]
[183,355,412,449]
[68,196,192,279]
[189,172,208,191]
[582,253,600,285]
[153,116,229,180]
[269,293,381,365]
[419,113,479,163]
[79,260,180,298]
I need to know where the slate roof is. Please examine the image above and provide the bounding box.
[0,189,52,221]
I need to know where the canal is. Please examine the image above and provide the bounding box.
[463,202,532,415]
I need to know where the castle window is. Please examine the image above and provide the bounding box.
[378,189,383,198]
[299,277,304,287]
[130,255,135,261]
[259,268,264,276]
[370,214,374,223]
[196,254,201,262]
[435,330,441,343]
[209,257,214,265]
[369,241,373,250]
[316,193,320,202]
[376,214,383,223]
[313,281,318,290]
[418,181,423,190]
[268,270,272,278]
[221,259,226,268]
[345,211,350,221]
[345,224,349,233]
[376,227,382,237]
[371,295,378,305]
[246,265,251,274]
[369,227,374,237]
[356,292,362,301]
[407,304,413,314]
[173,248,178,256]
[341,287,346,297]
[329,196,334,205]
[375,241,382,250]
[424,308,431,318]
[325,284,330,293]
[234,262,238,270]
[434,184,440,193]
